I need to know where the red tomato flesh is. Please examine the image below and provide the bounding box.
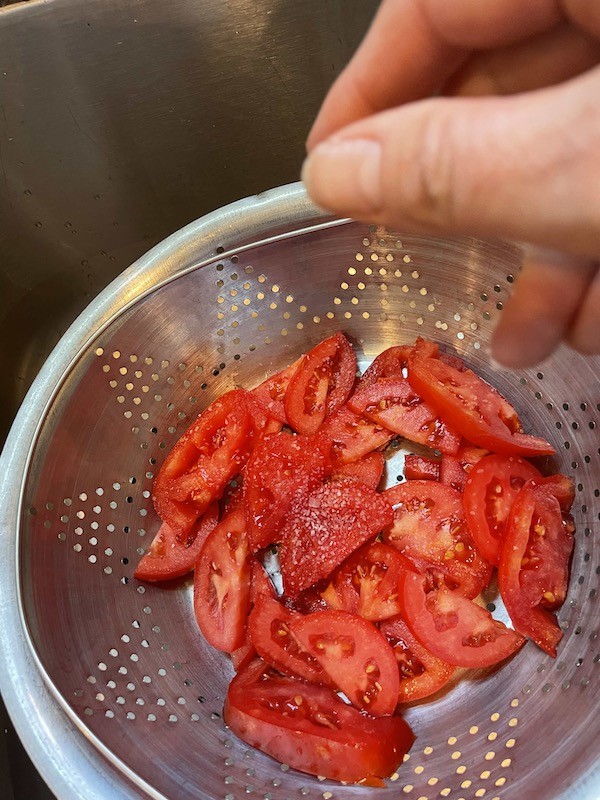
[399,570,525,668]
[331,451,385,490]
[251,359,302,424]
[348,376,461,455]
[279,478,394,598]
[498,481,574,656]
[290,609,400,716]
[193,509,251,653]
[407,343,555,456]
[249,595,329,684]
[134,503,219,582]
[284,333,356,435]
[380,616,455,703]
[384,481,491,599]
[463,454,542,565]
[244,430,332,551]
[404,455,440,482]
[224,659,415,783]
[319,405,394,466]
[320,541,414,621]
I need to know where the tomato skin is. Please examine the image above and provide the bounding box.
[331,451,385,490]
[284,333,356,435]
[320,542,414,621]
[348,377,461,455]
[404,455,440,482]
[384,481,491,599]
[244,430,332,551]
[407,344,555,456]
[134,503,219,582]
[279,478,394,598]
[153,389,253,531]
[193,509,251,653]
[290,610,400,716]
[320,405,394,466]
[463,454,542,565]
[224,660,415,783]
[399,570,525,668]
[498,482,574,656]
[380,616,455,703]
[230,559,277,672]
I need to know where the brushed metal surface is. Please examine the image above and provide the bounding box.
[0,184,599,800]
[0,0,377,441]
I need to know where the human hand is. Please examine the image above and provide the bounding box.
[301,0,600,367]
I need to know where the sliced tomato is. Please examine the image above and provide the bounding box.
[457,444,489,474]
[463,454,542,565]
[231,559,277,672]
[531,473,575,512]
[251,358,302,424]
[439,454,467,492]
[244,430,332,551]
[153,389,253,531]
[331,451,385,490]
[248,595,329,684]
[134,503,219,582]
[498,482,574,656]
[224,659,415,783]
[399,570,525,668]
[384,481,491,598]
[279,478,394,598]
[284,333,356,435]
[220,478,245,516]
[319,405,394,466]
[320,542,414,621]
[348,377,461,455]
[359,345,413,387]
[380,616,455,703]
[290,610,400,716]
[193,508,251,653]
[404,455,440,482]
[407,342,555,456]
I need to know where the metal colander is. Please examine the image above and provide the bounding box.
[0,183,598,800]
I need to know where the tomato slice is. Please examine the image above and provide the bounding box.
[384,481,491,598]
[439,454,467,492]
[380,616,455,703]
[248,595,330,684]
[358,345,413,387]
[399,570,525,668]
[244,430,332,551]
[331,451,385,490]
[319,405,394,466]
[134,503,219,582]
[348,377,461,455]
[153,389,253,531]
[284,333,356,435]
[290,610,400,716]
[231,559,277,672]
[224,659,415,783]
[463,454,542,565]
[251,358,302,424]
[279,478,394,598]
[498,482,574,656]
[407,342,555,456]
[320,542,414,621]
[532,473,575,512]
[404,455,440,482]
[193,508,251,653]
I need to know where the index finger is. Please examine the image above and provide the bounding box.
[306,0,561,150]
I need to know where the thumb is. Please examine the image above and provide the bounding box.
[301,66,600,259]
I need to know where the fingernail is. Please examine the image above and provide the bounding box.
[301,138,382,215]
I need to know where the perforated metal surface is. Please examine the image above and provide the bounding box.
[1,184,599,800]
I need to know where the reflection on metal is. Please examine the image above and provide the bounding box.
[0,0,377,438]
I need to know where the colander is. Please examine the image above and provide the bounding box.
[0,182,598,800]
